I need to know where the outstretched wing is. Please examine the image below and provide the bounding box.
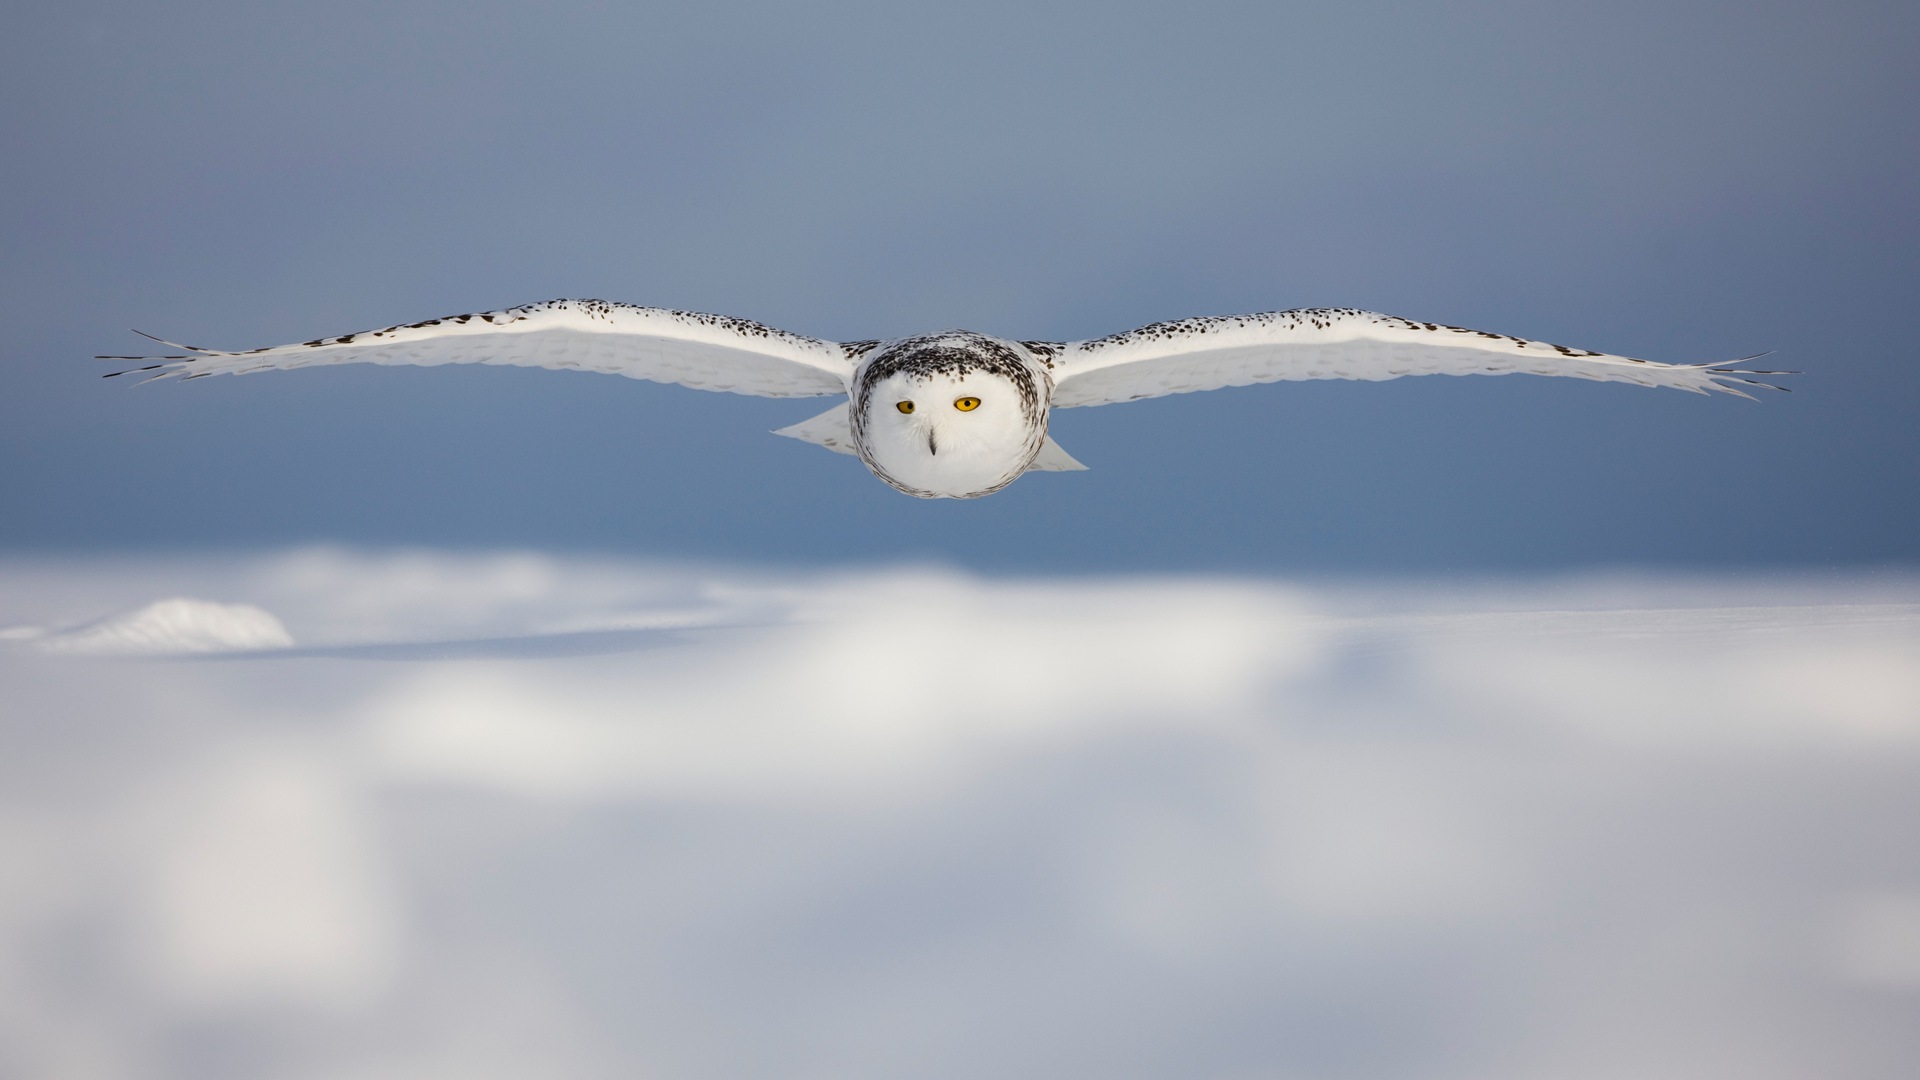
[101,298,854,398]
[1044,308,1788,408]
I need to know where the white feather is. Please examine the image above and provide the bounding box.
[772,402,858,456]
[1046,308,1786,407]
[105,299,852,398]
[1027,437,1088,472]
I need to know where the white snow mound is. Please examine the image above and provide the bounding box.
[37,598,295,655]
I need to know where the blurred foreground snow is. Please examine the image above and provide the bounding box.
[1,550,1917,1079]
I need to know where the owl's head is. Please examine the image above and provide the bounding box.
[853,335,1048,498]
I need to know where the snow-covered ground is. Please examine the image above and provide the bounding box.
[2,550,1917,1079]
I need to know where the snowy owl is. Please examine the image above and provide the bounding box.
[103,299,1786,499]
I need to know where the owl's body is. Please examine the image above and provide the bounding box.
[102,298,1787,499]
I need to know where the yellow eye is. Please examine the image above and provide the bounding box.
[954,397,981,412]
[896,401,915,414]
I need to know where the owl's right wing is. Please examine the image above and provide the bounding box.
[101,298,854,398]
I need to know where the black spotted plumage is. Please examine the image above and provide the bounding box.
[98,298,1790,498]
[847,332,1054,498]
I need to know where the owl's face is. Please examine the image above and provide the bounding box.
[857,367,1043,498]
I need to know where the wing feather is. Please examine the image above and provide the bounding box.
[100,299,853,398]
[1048,309,1788,408]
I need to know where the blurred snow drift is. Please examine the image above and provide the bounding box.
[0,550,1916,1080]
[23,597,294,655]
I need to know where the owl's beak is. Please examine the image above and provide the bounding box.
[926,430,938,456]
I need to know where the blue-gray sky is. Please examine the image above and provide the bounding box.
[3,0,1916,572]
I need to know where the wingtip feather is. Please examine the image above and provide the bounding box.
[131,330,213,353]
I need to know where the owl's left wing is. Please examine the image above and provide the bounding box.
[1043,309,1787,408]
[100,299,853,398]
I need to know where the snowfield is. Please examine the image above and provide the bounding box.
[1,550,1917,1079]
